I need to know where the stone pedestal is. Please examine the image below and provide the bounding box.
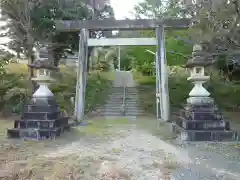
[7,57,69,140]
[7,97,69,140]
[177,102,238,141]
[175,44,239,141]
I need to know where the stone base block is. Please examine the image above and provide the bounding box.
[180,130,239,141]
[14,118,69,129]
[22,111,61,120]
[179,118,230,131]
[7,126,70,140]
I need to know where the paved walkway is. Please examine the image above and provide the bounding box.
[112,71,136,87]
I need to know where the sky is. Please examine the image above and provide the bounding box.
[110,0,143,19]
[0,0,143,47]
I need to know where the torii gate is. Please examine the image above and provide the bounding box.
[55,18,190,122]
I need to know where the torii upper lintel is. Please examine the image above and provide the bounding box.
[55,18,191,32]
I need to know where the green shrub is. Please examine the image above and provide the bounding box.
[2,62,112,117]
[50,70,112,115]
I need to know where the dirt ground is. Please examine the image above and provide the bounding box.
[0,117,186,180]
[1,117,240,180]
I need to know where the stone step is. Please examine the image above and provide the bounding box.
[125,92,139,95]
[108,93,125,96]
[125,88,138,91]
[125,101,139,103]
[179,130,239,141]
[107,98,123,100]
[106,98,124,101]
[105,102,124,105]
[110,90,138,94]
[126,106,142,109]
[108,98,124,100]
[125,92,139,94]
[109,97,126,99]
[171,123,240,141]
[108,94,124,96]
[125,106,142,109]
[102,112,144,117]
[103,108,143,113]
[100,108,143,113]
[125,104,141,106]
[102,112,124,116]
[125,96,139,98]
[125,110,143,113]
[108,97,124,99]
[109,92,139,97]
[105,105,123,108]
[104,108,123,112]
[106,99,123,102]
[125,113,144,116]
[125,109,145,113]
[125,97,139,99]
[125,104,141,107]
[104,107,122,111]
[102,83,142,117]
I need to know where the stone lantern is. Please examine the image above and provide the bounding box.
[186,44,212,105]
[7,52,69,140]
[173,43,239,141]
[30,60,56,98]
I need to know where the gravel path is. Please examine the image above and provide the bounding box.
[172,142,240,180]
[43,124,189,180]
[1,121,240,179]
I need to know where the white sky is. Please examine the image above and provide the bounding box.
[110,0,143,19]
[0,0,143,46]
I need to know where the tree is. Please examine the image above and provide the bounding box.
[1,0,115,64]
[0,53,24,113]
[130,0,240,81]
[181,0,240,80]
[1,0,37,88]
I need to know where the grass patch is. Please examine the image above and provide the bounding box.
[75,118,130,137]
[5,63,28,75]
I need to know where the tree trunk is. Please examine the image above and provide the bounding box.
[27,46,36,94]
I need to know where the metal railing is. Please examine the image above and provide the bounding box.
[122,84,126,115]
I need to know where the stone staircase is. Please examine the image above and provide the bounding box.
[124,87,144,117]
[102,87,144,118]
[100,71,144,118]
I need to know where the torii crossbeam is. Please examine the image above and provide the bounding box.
[55,18,191,122]
[55,18,190,31]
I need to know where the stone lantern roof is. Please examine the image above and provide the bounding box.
[28,59,58,70]
[185,44,212,68]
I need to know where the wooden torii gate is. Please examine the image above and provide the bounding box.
[55,18,190,122]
